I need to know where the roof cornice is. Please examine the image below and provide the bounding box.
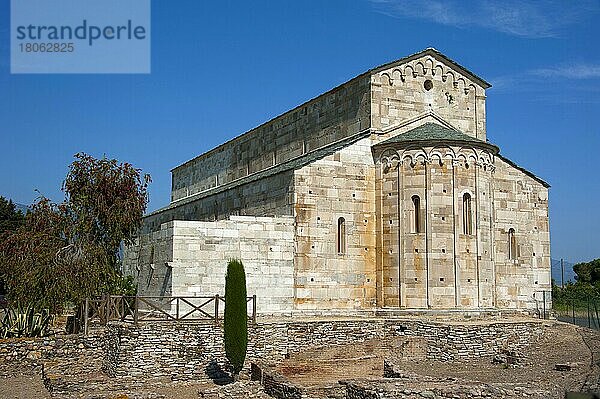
[368,48,492,89]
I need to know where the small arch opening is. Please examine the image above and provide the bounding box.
[508,228,517,260]
[412,195,421,233]
[462,193,473,235]
[337,217,346,255]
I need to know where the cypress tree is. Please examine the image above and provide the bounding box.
[224,259,248,380]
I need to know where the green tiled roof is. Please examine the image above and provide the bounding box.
[376,123,499,153]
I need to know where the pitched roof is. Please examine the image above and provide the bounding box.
[374,122,550,188]
[497,154,550,188]
[375,122,499,153]
[172,48,490,172]
[148,130,372,217]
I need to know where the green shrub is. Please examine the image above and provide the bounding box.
[224,259,248,378]
[1,304,52,338]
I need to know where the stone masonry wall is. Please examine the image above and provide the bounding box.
[142,170,295,234]
[376,142,497,309]
[292,138,377,310]
[371,53,487,140]
[0,318,547,385]
[0,329,106,393]
[171,217,295,314]
[250,363,303,399]
[343,379,548,399]
[0,331,104,365]
[170,76,371,203]
[393,319,544,361]
[101,318,545,380]
[122,221,175,298]
[123,216,295,314]
[493,157,551,310]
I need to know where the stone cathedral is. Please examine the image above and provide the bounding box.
[123,48,551,314]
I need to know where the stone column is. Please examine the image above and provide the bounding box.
[375,162,384,307]
[452,159,460,308]
[490,164,497,307]
[425,159,431,308]
[475,159,481,308]
[397,159,404,307]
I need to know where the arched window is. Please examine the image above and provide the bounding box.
[337,217,346,254]
[462,193,473,235]
[412,195,421,233]
[508,228,517,260]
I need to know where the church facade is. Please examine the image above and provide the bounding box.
[123,49,551,314]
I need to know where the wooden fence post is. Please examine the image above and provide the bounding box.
[84,298,89,335]
[588,295,592,329]
[215,294,220,323]
[542,291,546,320]
[252,295,257,324]
[134,296,139,325]
[100,294,107,324]
[121,296,125,321]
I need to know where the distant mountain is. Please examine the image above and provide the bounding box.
[551,258,577,285]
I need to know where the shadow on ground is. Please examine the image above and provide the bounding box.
[205,359,233,386]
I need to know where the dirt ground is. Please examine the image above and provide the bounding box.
[0,363,206,399]
[0,361,271,399]
[0,363,49,399]
[276,321,596,397]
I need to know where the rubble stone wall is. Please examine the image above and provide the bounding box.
[100,319,544,377]
[343,380,549,399]
[250,363,303,399]
[107,319,543,379]
[0,318,546,383]
[0,330,105,372]
[393,319,544,361]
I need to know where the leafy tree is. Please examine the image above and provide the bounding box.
[63,153,151,268]
[224,259,248,380]
[0,196,24,236]
[0,198,70,312]
[0,153,150,313]
[0,196,25,296]
[573,259,600,285]
[553,259,600,311]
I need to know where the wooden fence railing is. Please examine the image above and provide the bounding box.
[82,294,257,334]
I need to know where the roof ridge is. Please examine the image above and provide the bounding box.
[172,49,490,172]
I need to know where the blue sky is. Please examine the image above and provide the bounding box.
[0,0,598,263]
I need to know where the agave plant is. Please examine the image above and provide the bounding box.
[0,304,53,338]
